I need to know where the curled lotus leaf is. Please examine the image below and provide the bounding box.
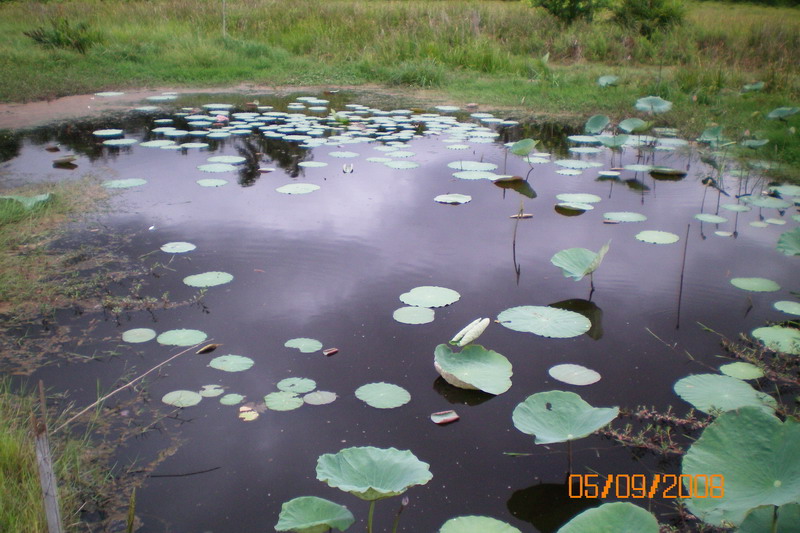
[434,344,512,395]
[275,496,355,533]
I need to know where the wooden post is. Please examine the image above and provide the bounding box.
[33,380,64,533]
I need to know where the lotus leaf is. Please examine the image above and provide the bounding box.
[316,446,432,501]
[742,81,764,92]
[751,221,769,228]
[584,115,609,135]
[197,179,228,187]
[741,139,769,149]
[209,355,255,372]
[93,129,123,137]
[198,163,236,173]
[277,183,320,195]
[623,164,653,172]
[597,75,618,87]
[220,393,244,405]
[556,202,593,212]
[298,161,328,168]
[673,374,776,414]
[738,504,800,533]
[767,107,799,120]
[284,338,323,353]
[682,407,800,526]
[550,241,610,282]
[199,385,224,397]
[434,194,472,205]
[635,96,672,114]
[512,390,619,444]
[355,382,411,409]
[569,146,602,154]
[742,195,791,209]
[140,140,175,148]
[597,135,628,149]
[0,193,52,210]
[770,184,800,197]
[384,160,419,169]
[207,155,246,164]
[434,344,512,395]
[618,118,648,133]
[555,193,601,204]
[400,286,460,308]
[103,178,147,189]
[556,502,659,533]
[719,362,764,380]
[303,391,338,405]
[774,300,800,316]
[694,213,727,224]
[556,169,583,176]
[766,218,786,226]
[548,364,601,386]
[122,328,156,343]
[566,135,600,144]
[162,390,202,408]
[440,516,521,533]
[264,391,304,411]
[635,230,679,244]
[160,242,196,253]
[497,306,591,338]
[329,151,359,158]
[156,329,207,346]
[275,496,355,533]
[183,271,233,287]
[453,170,497,180]
[179,142,208,149]
[730,277,780,292]
[752,325,800,355]
[447,161,498,171]
[510,138,538,156]
[554,160,602,170]
[277,377,317,394]
[603,211,646,222]
[777,227,800,256]
[393,306,434,324]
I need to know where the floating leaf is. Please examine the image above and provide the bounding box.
[277,377,317,394]
[777,227,800,256]
[694,213,727,224]
[264,391,304,411]
[434,344,512,395]
[355,382,411,409]
[285,338,323,353]
[157,329,207,346]
[275,496,355,533]
[220,393,245,405]
[160,242,196,253]
[584,115,609,135]
[183,271,233,287]
[304,391,338,406]
[752,325,800,355]
[440,516,521,533]
[298,161,328,168]
[238,404,259,422]
[199,385,225,398]
[730,277,780,292]
[430,410,460,425]
[554,159,601,170]
[682,407,800,526]
[635,230,679,244]
[384,160,419,169]
[556,202,593,213]
[603,211,646,223]
[452,170,497,180]
[316,446,432,501]
[742,195,791,209]
[209,354,255,372]
[597,75,619,87]
[623,164,652,172]
[197,179,228,187]
[103,178,147,189]
[498,306,591,339]
[447,161,498,172]
[557,502,659,533]
[774,300,800,316]
[555,193,601,204]
[719,362,764,380]
[93,128,123,138]
[400,286,460,308]
[597,135,628,149]
[512,390,619,444]
[198,163,237,173]
[635,96,672,114]
[509,138,538,156]
[162,390,202,407]
[277,183,320,195]
[393,306,435,324]
[449,318,490,347]
[434,194,472,205]
[673,374,776,414]
[207,155,246,164]
[770,184,800,197]
[548,364,601,386]
[122,328,156,343]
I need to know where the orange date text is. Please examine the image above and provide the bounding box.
[568,474,724,499]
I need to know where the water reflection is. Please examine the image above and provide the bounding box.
[432,377,494,406]
[549,299,604,340]
[507,482,600,532]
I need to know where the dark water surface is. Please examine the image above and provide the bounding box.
[2,92,797,532]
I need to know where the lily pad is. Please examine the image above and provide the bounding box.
[157,329,207,346]
[777,227,800,256]
[275,496,355,533]
[603,211,646,223]
[743,195,792,209]
[355,382,411,409]
[682,407,800,526]
[635,230,679,244]
[434,194,472,205]
[264,391,304,411]
[316,446,432,501]
[497,306,591,339]
[548,364,601,386]
[618,118,648,134]
[635,96,672,114]
[597,75,619,87]
[774,300,800,316]
[447,161,498,172]
[557,502,659,533]
[122,328,156,343]
[434,344,512,395]
[730,277,780,292]
[162,390,202,408]
[555,193,601,204]
[752,325,800,355]
[453,170,497,180]
[440,516,521,533]
[399,286,460,308]
[694,213,727,224]
[220,393,245,406]
[103,178,147,189]
[303,391,338,406]
[198,163,237,173]
[285,338,323,353]
[160,242,196,253]
[512,390,619,444]
[209,355,255,372]
[277,183,320,195]
[298,161,328,168]
[199,385,225,398]
[673,374,776,414]
[93,129,123,137]
[550,241,610,282]
[719,362,764,380]
[623,164,653,172]
[207,155,246,164]
[277,377,317,394]
[183,271,233,287]
[197,179,228,187]
[554,159,601,170]
[329,151,359,158]
[393,306,434,324]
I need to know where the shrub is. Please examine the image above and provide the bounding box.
[612,0,686,38]
[23,17,102,54]
[527,0,608,25]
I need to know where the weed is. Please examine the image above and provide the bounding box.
[24,17,102,54]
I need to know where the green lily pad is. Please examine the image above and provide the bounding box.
[199,385,225,397]
[550,241,610,282]
[555,193,601,204]
[673,373,776,414]
[597,135,629,149]
[512,390,619,444]
[264,391,304,411]
[777,227,800,256]
[603,211,647,223]
[752,325,800,355]
[160,242,196,253]
[122,328,156,343]
[743,195,792,209]
[557,502,659,533]
[635,230,679,244]
[284,338,323,353]
[93,128,123,137]
[277,183,320,195]
[277,377,316,394]
[198,163,237,173]
[434,344,512,395]
[694,213,727,224]
[548,364,601,386]
[355,382,411,409]
[730,277,780,292]
[623,164,653,172]
[434,194,472,205]
[440,516,521,533]
[774,300,800,316]
[140,140,175,148]
[393,306,434,324]
[197,179,228,187]
[103,178,147,189]
[452,170,498,180]
[156,329,207,346]
[207,155,246,164]
[220,393,245,405]
[275,496,355,533]
[399,286,460,308]
[770,184,800,197]
[719,362,764,380]
[183,271,233,287]
[209,354,255,372]
[554,159,602,170]
[738,504,800,533]
[162,390,202,407]
[316,446,432,501]
[447,161,498,171]
[497,306,591,339]
[635,96,672,114]
[303,391,338,406]
[298,161,328,168]
[682,407,800,526]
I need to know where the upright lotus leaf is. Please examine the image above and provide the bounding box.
[498,306,591,338]
[738,504,800,533]
[276,496,355,533]
[434,344,512,395]
[510,138,537,157]
[439,516,521,533]
[0,193,52,210]
[742,81,765,93]
[584,115,609,135]
[767,107,799,120]
[673,374,776,414]
[399,286,460,308]
[316,446,432,501]
[777,227,800,256]
[752,325,800,355]
[597,135,629,149]
[512,391,619,445]
[682,407,800,526]
[635,96,672,114]
[550,241,610,282]
[618,118,649,134]
[556,502,659,533]
[597,75,618,87]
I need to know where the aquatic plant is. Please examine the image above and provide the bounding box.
[275,496,355,532]
[434,344,513,395]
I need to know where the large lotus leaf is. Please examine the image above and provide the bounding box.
[355,382,411,409]
[548,364,601,386]
[584,115,609,135]
[510,138,537,156]
[752,325,800,355]
[434,344,512,395]
[635,96,672,114]
[512,391,619,444]
[440,516,521,533]
[742,195,792,209]
[682,407,800,526]
[777,227,800,256]
[497,306,591,338]
[208,354,255,372]
[738,504,800,533]
[556,502,659,533]
[399,286,460,308]
[550,241,610,282]
[316,446,432,501]
[618,118,649,133]
[673,374,776,414]
[275,496,354,533]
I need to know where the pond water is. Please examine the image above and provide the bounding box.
[1,92,798,532]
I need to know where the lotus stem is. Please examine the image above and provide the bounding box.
[367,500,375,533]
[567,440,573,476]
[771,505,778,533]
[391,497,408,533]
[676,224,691,330]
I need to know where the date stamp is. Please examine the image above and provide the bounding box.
[568,474,725,499]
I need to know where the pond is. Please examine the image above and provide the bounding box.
[1,91,798,532]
